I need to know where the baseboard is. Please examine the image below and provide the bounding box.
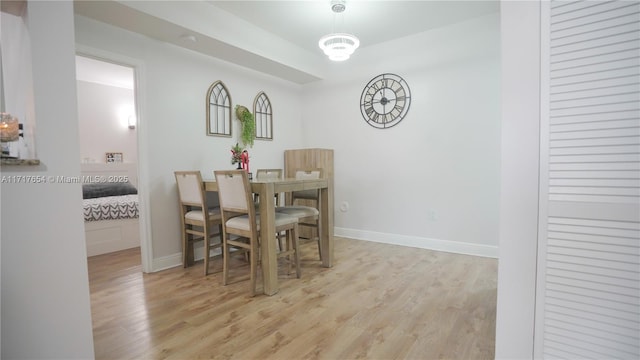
[334,227,498,258]
[151,245,223,272]
[152,253,182,272]
[150,229,497,272]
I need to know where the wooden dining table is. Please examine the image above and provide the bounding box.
[204,176,333,295]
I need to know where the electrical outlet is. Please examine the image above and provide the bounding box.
[339,201,349,212]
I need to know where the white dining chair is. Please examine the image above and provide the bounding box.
[174,171,223,275]
[255,168,283,206]
[214,170,301,296]
[277,168,323,260]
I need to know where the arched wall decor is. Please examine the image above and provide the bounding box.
[206,81,232,137]
[253,91,272,140]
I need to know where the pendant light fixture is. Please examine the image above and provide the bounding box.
[318,0,359,61]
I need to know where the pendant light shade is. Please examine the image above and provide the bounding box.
[319,0,359,61]
[318,33,360,61]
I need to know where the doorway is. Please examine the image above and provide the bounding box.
[75,53,149,271]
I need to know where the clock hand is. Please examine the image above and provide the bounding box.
[372,97,396,105]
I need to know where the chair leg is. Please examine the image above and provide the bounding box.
[186,232,195,266]
[316,221,323,262]
[222,233,229,286]
[218,225,224,260]
[277,231,285,252]
[249,240,258,297]
[293,224,301,279]
[286,230,292,275]
[314,199,322,261]
[182,229,189,268]
[203,233,210,276]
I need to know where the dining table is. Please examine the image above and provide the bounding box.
[204,176,333,295]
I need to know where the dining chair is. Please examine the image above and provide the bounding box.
[255,168,282,180]
[255,168,283,206]
[255,168,287,250]
[292,169,323,202]
[256,168,320,258]
[174,171,223,276]
[282,168,323,260]
[214,170,301,296]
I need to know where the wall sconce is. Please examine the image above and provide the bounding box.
[127,115,136,130]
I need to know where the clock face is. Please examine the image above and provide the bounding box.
[360,73,411,129]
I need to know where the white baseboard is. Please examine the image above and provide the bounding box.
[150,229,497,272]
[334,227,498,258]
[152,253,182,272]
[151,245,223,272]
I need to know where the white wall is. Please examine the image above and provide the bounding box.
[75,9,501,265]
[77,80,138,163]
[0,1,95,358]
[1,7,36,158]
[495,1,540,358]
[74,15,306,263]
[0,2,529,358]
[303,14,501,257]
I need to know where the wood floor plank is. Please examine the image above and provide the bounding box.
[88,237,497,359]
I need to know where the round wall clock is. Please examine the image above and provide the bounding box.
[360,73,411,129]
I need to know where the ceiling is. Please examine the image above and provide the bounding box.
[74,1,500,84]
[210,1,500,52]
[75,55,135,90]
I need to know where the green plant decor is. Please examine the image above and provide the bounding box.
[235,105,255,147]
[230,142,243,165]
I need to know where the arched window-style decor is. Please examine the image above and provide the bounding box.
[253,92,273,140]
[206,81,232,137]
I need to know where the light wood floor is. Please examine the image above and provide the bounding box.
[88,237,497,359]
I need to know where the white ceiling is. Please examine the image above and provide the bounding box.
[75,55,134,90]
[74,0,500,84]
[211,1,500,52]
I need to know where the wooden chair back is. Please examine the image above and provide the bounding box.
[215,170,254,215]
[293,168,323,201]
[256,168,284,205]
[256,168,282,180]
[175,171,206,208]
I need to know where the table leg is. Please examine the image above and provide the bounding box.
[258,182,278,295]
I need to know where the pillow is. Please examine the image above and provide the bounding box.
[82,182,137,199]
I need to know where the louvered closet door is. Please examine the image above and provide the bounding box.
[537,1,640,358]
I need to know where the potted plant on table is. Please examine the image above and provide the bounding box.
[230,142,244,169]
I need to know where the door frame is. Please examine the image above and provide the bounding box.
[76,45,153,273]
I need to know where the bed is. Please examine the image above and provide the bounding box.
[81,163,140,257]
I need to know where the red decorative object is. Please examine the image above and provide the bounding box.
[241,150,249,173]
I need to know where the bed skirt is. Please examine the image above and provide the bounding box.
[84,218,140,257]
